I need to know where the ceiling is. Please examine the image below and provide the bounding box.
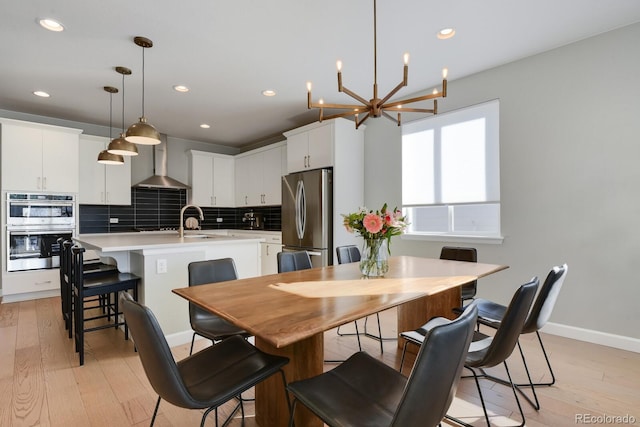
[1,1,640,150]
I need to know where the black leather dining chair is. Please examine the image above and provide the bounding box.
[277,250,312,273]
[440,246,478,304]
[400,277,540,427]
[187,258,250,356]
[120,292,290,427]
[473,263,568,409]
[286,302,479,427]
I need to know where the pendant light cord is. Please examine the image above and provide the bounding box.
[121,72,126,133]
[109,92,113,139]
[141,46,145,117]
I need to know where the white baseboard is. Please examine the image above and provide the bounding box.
[543,322,640,353]
[165,330,195,348]
[1,289,59,304]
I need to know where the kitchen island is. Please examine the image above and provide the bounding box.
[74,231,263,344]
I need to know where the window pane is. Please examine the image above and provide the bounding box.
[441,118,486,203]
[402,130,434,204]
[452,203,500,235]
[404,206,448,233]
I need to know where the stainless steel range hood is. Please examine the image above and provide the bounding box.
[132,134,190,190]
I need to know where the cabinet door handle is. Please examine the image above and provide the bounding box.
[214,196,217,205]
[245,195,248,205]
[35,280,52,286]
[266,245,270,256]
[303,155,308,168]
[307,155,311,168]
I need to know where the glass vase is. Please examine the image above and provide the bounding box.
[359,238,389,277]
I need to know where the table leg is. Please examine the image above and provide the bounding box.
[396,286,461,349]
[255,334,324,427]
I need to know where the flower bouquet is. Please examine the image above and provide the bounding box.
[342,204,408,277]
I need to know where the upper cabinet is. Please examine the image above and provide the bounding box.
[188,150,235,207]
[78,134,131,205]
[1,119,81,193]
[284,118,366,251]
[235,143,285,207]
[285,123,333,173]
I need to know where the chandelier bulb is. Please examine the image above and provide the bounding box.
[403,53,410,65]
[442,68,449,79]
[319,98,324,105]
[306,81,312,92]
[336,60,343,72]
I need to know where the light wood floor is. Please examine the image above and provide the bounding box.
[1,296,639,427]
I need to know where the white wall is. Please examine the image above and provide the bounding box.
[364,23,640,344]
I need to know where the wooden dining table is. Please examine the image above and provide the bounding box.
[172,255,507,427]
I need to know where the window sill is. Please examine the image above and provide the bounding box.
[401,233,504,245]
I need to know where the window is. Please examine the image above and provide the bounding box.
[401,99,501,241]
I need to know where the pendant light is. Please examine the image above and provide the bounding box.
[97,86,125,165]
[107,66,139,156]
[125,36,160,145]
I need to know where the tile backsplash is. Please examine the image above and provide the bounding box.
[79,188,281,234]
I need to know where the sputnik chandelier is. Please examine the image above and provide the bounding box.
[306,0,449,129]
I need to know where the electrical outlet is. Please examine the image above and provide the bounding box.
[216,217,223,222]
[109,217,119,224]
[156,259,167,274]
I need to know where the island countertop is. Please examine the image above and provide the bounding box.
[74,231,265,253]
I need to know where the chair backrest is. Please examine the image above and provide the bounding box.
[120,292,194,408]
[440,246,478,298]
[392,303,479,427]
[188,258,238,286]
[335,245,361,264]
[523,264,568,334]
[477,277,539,368]
[277,251,312,273]
[188,258,239,322]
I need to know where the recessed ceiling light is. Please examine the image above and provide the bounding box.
[262,89,276,97]
[200,124,211,129]
[173,85,189,93]
[38,18,64,32]
[33,91,50,98]
[437,28,455,40]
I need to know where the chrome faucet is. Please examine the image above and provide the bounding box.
[178,204,204,238]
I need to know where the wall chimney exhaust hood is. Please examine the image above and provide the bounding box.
[132,134,191,189]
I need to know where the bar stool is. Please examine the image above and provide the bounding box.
[58,239,117,338]
[71,246,140,365]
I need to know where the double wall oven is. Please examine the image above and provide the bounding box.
[6,193,76,272]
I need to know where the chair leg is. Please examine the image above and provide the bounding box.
[288,399,299,427]
[189,333,197,356]
[448,363,526,427]
[516,331,556,387]
[150,396,161,427]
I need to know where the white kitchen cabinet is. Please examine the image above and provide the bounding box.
[78,134,131,205]
[1,119,81,193]
[285,123,333,173]
[1,268,60,302]
[227,230,282,275]
[188,150,235,207]
[235,143,285,206]
[284,118,366,254]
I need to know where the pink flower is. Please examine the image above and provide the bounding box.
[384,214,393,226]
[363,213,384,234]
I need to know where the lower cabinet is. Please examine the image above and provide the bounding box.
[261,241,283,275]
[227,230,282,275]
[1,269,59,302]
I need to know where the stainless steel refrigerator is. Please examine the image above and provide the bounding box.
[281,168,333,268]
